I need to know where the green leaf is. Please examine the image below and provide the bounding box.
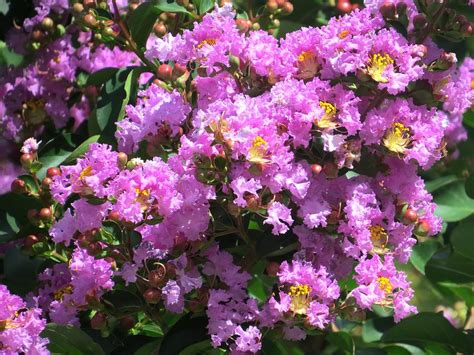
[450,217,474,261]
[410,240,439,274]
[426,251,474,283]
[438,282,474,307]
[193,0,214,14]
[160,315,208,355]
[64,135,100,163]
[102,289,144,317]
[466,175,474,199]
[155,0,191,15]
[17,174,40,195]
[3,247,44,296]
[381,312,472,354]
[362,317,395,343]
[434,181,474,222]
[95,66,147,140]
[383,344,425,355]
[86,67,119,86]
[463,110,474,129]
[134,339,162,355]
[41,323,105,355]
[326,332,354,355]
[128,2,161,50]
[0,41,23,67]
[37,133,83,179]
[425,175,459,193]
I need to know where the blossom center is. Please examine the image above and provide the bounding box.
[316,101,337,129]
[249,136,270,164]
[53,284,73,301]
[298,51,315,62]
[79,166,93,180]
[377,277,393,294]
[383,122,411,154]
[288,284,312,315]
[338,30,350,39]
[369,225,388,248]
[135,188,151,210]
[367,53,394,83]
[197,38,217,49]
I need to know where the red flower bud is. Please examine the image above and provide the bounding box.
[47,167,61,178]
[157,64,173,81]
[90,312,107,330]
[143,288,162,304]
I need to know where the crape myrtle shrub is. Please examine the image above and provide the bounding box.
[1,0,474,353]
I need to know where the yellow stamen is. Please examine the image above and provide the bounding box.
[25,99,45,110]
[79,166,93,180]
[53,285,73,301]
[377,277,393,294]
[367,53,394,83]
[197,38,217,49]
[315,101,338,129]
[298,51,315,62]
[135,188,151,211]
[338,30,350,39]
[383,122,411,154]
[248,136,271,164]
[471,79,474,90]
[370,225,388,249]
[288,284,312,315]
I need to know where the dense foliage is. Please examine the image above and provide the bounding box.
[0,0,474,354]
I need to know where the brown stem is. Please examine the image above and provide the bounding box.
[417,2,448,44]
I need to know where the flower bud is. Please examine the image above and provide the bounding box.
[87,242,102,256]
[462,22,473,36]
[149,264,167,287]
[236,18,250,33]
[108,211,121,222]
[414,220,430,237]
[282,2,294,14]
[119,316,136,331]
[20,153,34,169]
[47,167,61,178]
[117,152,128,169]
[266,0,278,11]
[266,261,280,277]
[143,288,162,304]
[311,164,322,175]
[83,0,96,8]
[85,229,99,242]
[252,22,261,31]
[84,13,98,28]
[42,177,52,188]
[379,1,396,19]
[41,17,54,30]
[31,29,44,41]
[90,312,107,330]
[402,208,418,224]
[176,0,189,6]
[39,207,52,222]
[396,2,407,17]
[172,63,187,79]
[157,64,173,81]
[73,3,84,13]
[24,234,39,249]
[11,179,27,194]
[337,0,352,14]
[413,14,427,30]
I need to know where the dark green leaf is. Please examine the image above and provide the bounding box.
[466,175,474,199]
[434,181,474,222]
[326,332,354,355]
[381,312,472,353]
[425,175,459,193]
[155,0,191,15]
[134,339,161,355]
[102,289,144,317]
[128,2,161,49]
[0,41,23,66]
[160,314,208,355]
[41,323,105,355]
[64,135,101,163]
[3,246,44,296]
[362,317,395,343]
[193,0,214,14]
[410,240,439,274]
[426,251,474,283]
[86,67,119,86]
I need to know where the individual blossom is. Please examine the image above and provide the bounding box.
[0,285,49,354]
[351,254,417,322]
[361,98,447,169]
[116,85,191,153]
[264,201,294,235]
[20,137,41,154]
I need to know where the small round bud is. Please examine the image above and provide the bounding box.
[165,262,177,278]
[119,316,136,331]
[11,179,27,194]
[149,265,167,287]
[87,242,102,256]
[24,235,39,249]
[272,19,281,27]
[236,18,250,32]
[85,229,99,242]
[41,17,54,30]
[108,211,121,222]
[337,0,352,14]
[31,29,44,41]
[73,3,84,13]
[266,0,278,11]
[20,153,34,169]
[402,208,418,224]
[153,22,167,37]
[379,1,396,19]
[462,22,474,36]
[281,2,294,14]
[172,63,187,80]
[311,164,322,175]
[39,207,52,221]
[415,220,430,237]
[413,14,427,30]
[252,22,261,31]
[84,13,98,27]
[117,152,128,168]
[83,0,96,8]
[90,312,107,330]
[276,0,286,6]
[176,0,189,6]
[157,63,173,81]
[47,167,61,178]
[143,288,162,304]
[266,261,280,277]
[396,2,407,17]
[42,177,53,188]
